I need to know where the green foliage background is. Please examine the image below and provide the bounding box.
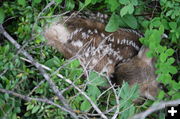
[0,0,179,119]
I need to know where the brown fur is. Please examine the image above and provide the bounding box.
[114,46,158,100]
[44,15,159,100]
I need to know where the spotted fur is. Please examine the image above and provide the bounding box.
[44,12,159,101]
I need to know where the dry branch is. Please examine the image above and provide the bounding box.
[0,88,74,115]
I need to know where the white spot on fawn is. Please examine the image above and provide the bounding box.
[97,12,100,17]
[108,59,113,64]
[82,32,88,39]
[79,28,83,32]
[73,29,79,35]
[110,37,114,42]
[101,66,108,73]
[94,29,98,33]
[100,14,104,18]
[120,39,126,44]
[88,29,91,33]
[92,59,98,64]
[72,40,83,47]
[85,52,89,57]
[117,39,120,44]
[144,91,155,100]
[101,33,105,37]
[104,14,108,19]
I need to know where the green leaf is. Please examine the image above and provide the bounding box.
[141,20,149,29]
[119,82,139,100]
[84,0,91,7]
[78,1,84,10]
[4,93,9,100]
[32,105,40,114]
[159,25,165,34]
[14,107,21,113]
[105,0,119,12]
[4,44,10,54]
[18,0,26,6]
[149,42,156,49]
[44,57,61,68]
[0,98,5,107]
[157,74,171,84]
[168,66,177,74]
[172,81,180,90]
[130,0,138,5]
[166,10,173,16]
[120,103,135,119]
[105,13,120,32]
[171,34,177,43]
[12,113,17,119]
[70,60,80,68]
[172,93,180,100]
[119,0,129,5]
[160,53,167,63]
[33,0,41,4]
[158,91,165,100]
[129,83,139,99]
[161,19,169,29]
[91,0,99,4]
[167,57,175,65]
[120,6,129,17]
[165,49,174,56]
[122,15,137,29]
[27,104,34,111]
[156,45,165,53]
[65,0,75,10]
[55,0,62,3]
[118,17,127,27]
[128,4,134,14]
[88,71,108,87]
[87,85,101,98]
[146,50,153,58]
[0,8,5,24]
[80,99,91,111]
[151,31,160,42]
[169,22,177,30]
[164,74,172,81]
[150,18,161,28]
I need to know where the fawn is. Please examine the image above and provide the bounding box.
[44,12,160,101]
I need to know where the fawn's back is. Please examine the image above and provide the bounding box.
[45,16,142,75]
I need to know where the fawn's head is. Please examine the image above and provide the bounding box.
[114,46,159,100]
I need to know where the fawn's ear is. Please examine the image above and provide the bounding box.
[138,46,153,65]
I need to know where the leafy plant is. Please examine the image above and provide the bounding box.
[0,0,179,118]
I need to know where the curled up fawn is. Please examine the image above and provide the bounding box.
[44,12,161,101]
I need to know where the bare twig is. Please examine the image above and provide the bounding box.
[107,77,120,119]
[27,79,45,96]
[0,69,8,77]
[0,24,78,119]
[39,11,70,19]
[130,99,180,119]
[0,88,75,116]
